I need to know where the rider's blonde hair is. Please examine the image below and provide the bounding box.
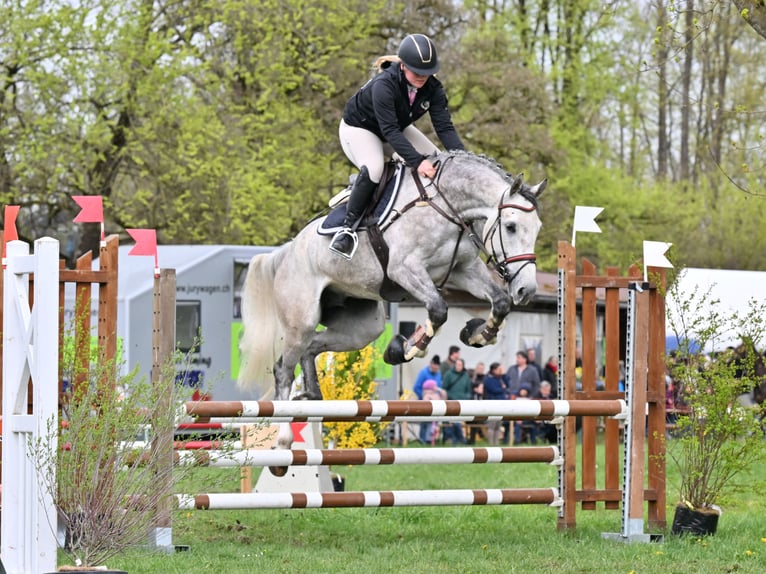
[371,55,400,77]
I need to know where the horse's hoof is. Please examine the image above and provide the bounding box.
[292,392,322,401]
[383,334,407,365]
[460,318,486,347]
[269,465,289,477]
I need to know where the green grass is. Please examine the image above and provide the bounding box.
[95,441,766,574]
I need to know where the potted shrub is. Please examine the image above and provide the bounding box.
[30,357,188,572]
[666,278,766,536]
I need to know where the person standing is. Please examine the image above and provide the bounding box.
[526,348,544,384]
[482,362,509,446]
[441,358,472,445]
[536,381,557,443]
[542,355,559,399]
[413,355,442,399]
[412,355,443,445]
[420,380,447,445]
[506,350,542,399]
[467,362,486,444]
[440,345,461,377]
[513,385,538,444]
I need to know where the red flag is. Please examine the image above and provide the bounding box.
[126,228,159,276]
[72,196,104,223]
[3,205,20,263]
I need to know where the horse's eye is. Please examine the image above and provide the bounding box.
[505,222,517,234]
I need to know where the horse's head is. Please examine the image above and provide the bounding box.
[429,151,546,305]
[483,173,546,305]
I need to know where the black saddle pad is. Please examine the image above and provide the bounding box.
[318,165,404,235]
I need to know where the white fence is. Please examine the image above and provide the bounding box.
[1,238,59,574]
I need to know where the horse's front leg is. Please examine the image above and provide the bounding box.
[384,264,449,364]
[448,262,513,348]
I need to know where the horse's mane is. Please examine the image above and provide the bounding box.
[439,150,540,209]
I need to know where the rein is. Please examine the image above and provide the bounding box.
[403,158,538,286]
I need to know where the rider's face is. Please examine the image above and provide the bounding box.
[402,65,429,89]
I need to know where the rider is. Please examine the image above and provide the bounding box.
[330,33,466,258]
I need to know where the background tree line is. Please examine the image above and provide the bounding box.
[2,0,764,272]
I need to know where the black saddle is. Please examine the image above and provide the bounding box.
[317,162,405,235]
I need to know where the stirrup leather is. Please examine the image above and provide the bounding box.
[329,228,359,260]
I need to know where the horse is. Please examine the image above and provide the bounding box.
[237,150,545,467]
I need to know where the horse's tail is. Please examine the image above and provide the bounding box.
[237,248,285,396]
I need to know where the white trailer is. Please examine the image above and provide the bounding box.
[64,245,272,401]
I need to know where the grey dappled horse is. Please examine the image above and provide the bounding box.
[237,150,545,461]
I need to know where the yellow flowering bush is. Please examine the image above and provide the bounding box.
[318,345,389,449]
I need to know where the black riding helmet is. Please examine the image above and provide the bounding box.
[397,34,440,76]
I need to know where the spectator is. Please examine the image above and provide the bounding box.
[471,362,486,399]
[526,348,544,382]
[420,379,447,444]
[413,355,442,399]
[441,358,472,445]
[483,362,509,445]
[440,345,461,377]
[506,350,542,398]
[618,360,626,392]
[467,362,486,444]
[542,355,558,399]
[535,381,557,444]
[513,384,538,444]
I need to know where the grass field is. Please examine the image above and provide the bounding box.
[94,439,766,573]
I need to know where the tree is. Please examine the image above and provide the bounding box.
[733,0,766,39]
[0,0,382,257]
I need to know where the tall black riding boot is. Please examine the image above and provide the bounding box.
[329,166,378,259]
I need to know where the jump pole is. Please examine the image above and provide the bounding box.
[177,488,561,510]
[184,399,627,421]
[177,445,563,467]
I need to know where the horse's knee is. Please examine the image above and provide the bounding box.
[493,296,511,319]
[429,301,448,329]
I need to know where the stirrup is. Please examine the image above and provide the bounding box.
[328,228,359,260]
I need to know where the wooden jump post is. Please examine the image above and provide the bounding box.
[557,240,666,537]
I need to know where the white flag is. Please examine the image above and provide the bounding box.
[643,241,673,268]
[643,240,673,281]
[571,206,604,246]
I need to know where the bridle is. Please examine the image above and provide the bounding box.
[481,188,538,285]
[403,156,538,287]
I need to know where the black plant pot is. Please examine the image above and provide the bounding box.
[671,504,720,536]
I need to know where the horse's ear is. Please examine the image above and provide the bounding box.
[532,178,548,198]
[510,174,523,195]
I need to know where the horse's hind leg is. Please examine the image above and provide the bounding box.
[269,326,321,476]
[298,299,386,399]
[298,356,322,400]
